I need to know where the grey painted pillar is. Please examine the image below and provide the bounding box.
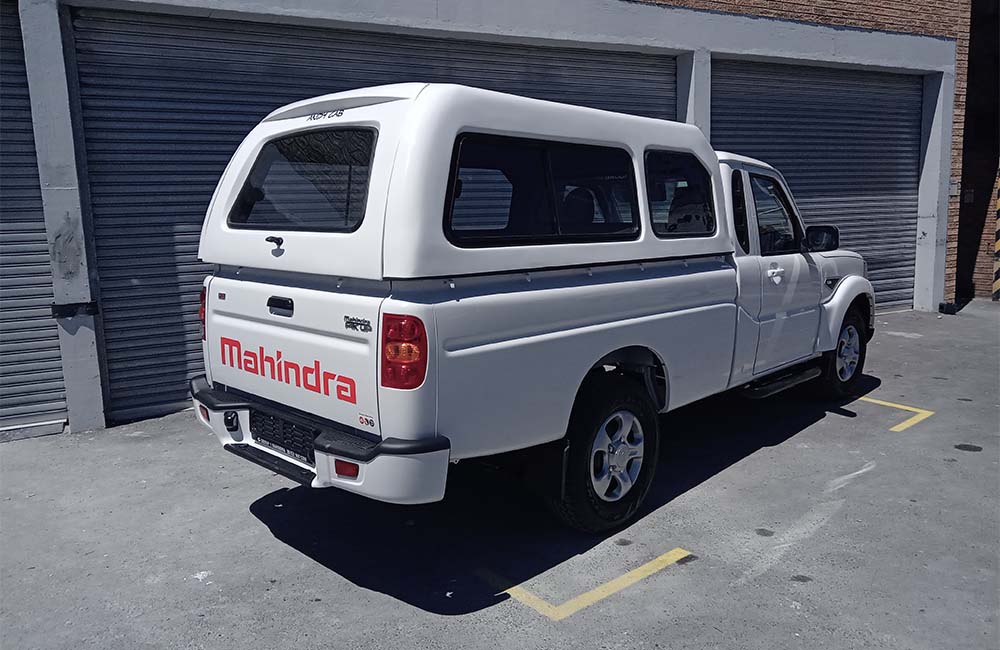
[19,0,106,432]
[676,49,711,140]
[913,71,955,312]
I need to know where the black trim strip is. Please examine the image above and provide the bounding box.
[744,365,822,399]
[224,444,315,485]
[385,251,733,282]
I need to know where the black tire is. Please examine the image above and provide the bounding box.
[816,308,868,398]
[548,373,659,532]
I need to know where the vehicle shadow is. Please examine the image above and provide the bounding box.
[249,374,880,615]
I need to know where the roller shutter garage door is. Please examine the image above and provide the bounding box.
[712,60,923,309]
[70,8,677,422]
[0,0,69,437]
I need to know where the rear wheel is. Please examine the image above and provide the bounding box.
[548,374,659,532]
[817,308,867,398]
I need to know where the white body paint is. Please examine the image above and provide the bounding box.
[192,84,874,504]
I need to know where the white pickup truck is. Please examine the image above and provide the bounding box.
[191,83,874,531]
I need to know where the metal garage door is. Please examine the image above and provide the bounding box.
[711,60,923,309]
[70,9,677,422]
[0,0,68,437]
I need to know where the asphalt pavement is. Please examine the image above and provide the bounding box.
[2,300,997,650]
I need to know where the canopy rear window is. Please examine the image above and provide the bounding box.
[228,128,376,232]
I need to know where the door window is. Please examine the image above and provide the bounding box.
[750,174,799,255]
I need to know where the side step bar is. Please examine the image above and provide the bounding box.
[224,443,315,486]
[743,365,822,399]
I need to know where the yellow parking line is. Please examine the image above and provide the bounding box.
[858,396,935,432]
[479,547,692,621]
[503,584,564,620]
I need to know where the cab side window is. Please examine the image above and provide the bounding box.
[644,151,716,238]
[731,170,750,253]
[749,174,799,255]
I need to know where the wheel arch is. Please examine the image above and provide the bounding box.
[818,275,875,351]
[849,293,874,340]
[575,345,669,413]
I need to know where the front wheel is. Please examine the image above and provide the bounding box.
[817,308,868,398]
[548,374,659,532]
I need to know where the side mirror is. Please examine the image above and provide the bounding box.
[805,225,839,252]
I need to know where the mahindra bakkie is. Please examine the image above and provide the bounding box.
[191,83,875,531]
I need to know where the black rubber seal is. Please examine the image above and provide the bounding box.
[314,430,450,462]
[189,375,252,411]
[51,301,99,318]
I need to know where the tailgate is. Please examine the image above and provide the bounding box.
[205,275,386,437]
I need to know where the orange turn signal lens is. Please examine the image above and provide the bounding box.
[384,341,422,363]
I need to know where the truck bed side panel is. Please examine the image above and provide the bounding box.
[419,257,737,459]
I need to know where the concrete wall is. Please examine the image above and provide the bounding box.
[18,0,106,433]
[16,0,960,431]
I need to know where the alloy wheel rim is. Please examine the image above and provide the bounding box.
[836,324,861,382]
[590,410,644,502]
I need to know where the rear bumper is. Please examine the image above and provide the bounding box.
[190,375,450,504]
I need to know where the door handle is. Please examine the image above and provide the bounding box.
[267,296,294,316]
[766,267,786,278]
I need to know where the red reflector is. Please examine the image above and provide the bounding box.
[334,459,360,478]
[198,405,209,422]
[381,314,428,389]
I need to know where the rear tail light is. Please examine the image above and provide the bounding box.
[380,313,427,389]
[199,287,206,340]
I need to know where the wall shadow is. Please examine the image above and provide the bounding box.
[954,0,999,306]
[249,374,880,616]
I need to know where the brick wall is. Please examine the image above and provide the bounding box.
[646,0,972,303]
[989,172,1000,299]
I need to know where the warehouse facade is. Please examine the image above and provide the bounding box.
[0,0,969,437]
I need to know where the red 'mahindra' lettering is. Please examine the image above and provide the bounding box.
[217,337,357,404]
[220,336,243,369]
